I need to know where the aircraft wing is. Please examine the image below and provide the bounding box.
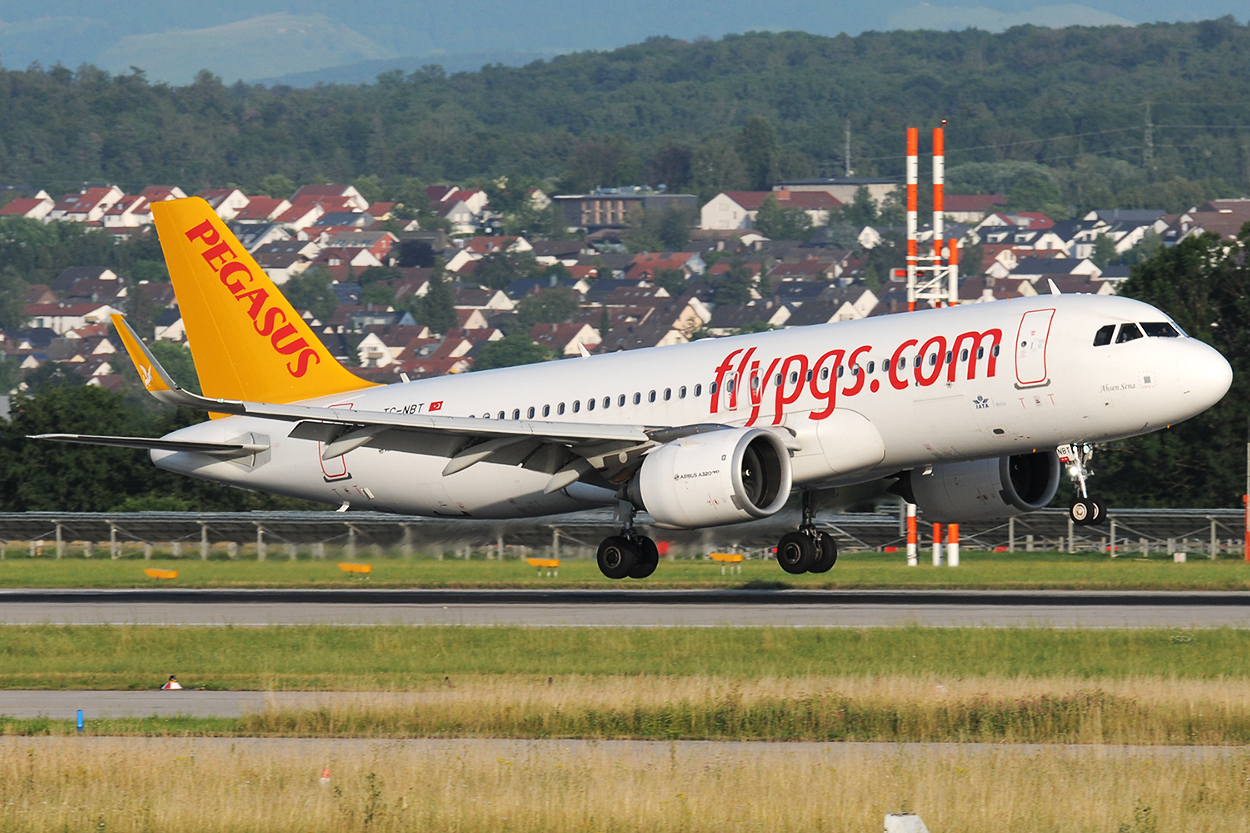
[106,315,733,487]
[30,434,268,458]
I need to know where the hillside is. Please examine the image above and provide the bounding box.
[0,20,1248,213]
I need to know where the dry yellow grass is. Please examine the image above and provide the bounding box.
[1,735,1247,833]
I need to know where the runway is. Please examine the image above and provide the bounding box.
[1,588,1249,627]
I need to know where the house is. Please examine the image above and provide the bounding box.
[24,302,122,334]
[0,191,54,221]
[320,231,398,261]
[462,235,532,256]
[309,247,382,270]
[771,177,898,207]
[552,187,698,232]
[943,195,1007,224]
[154,307,186,342]
[1161,200,1250,245]
[453,286,515,312]
[101,195,148,228]
[706,302,791,336]
[47,186,125,223]
[127,186,188,225]
[1010,257,1101,282]
[290,184,371,212]
[50,267,119,295]
[783,288,879,326]
[428,186,490,234]
[228,222,292,252]
[366,202,395,221]
[232,197,292,223]
[625,252,706,281]
[767,260,841,282]
[530,322,602,356]
[274,200,326,229]
[198,188,250,220]
[23,284,58,305]
[700,190,842,231]
[254,240,320,284]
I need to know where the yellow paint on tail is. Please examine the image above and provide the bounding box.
[151,197,375,403]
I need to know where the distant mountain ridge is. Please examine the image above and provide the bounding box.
[253,50,569,88]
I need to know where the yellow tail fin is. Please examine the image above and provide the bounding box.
[152,197,375,403]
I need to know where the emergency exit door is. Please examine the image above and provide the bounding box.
[1015,309,1054,387]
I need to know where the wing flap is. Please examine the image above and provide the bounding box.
[31,434,269,458]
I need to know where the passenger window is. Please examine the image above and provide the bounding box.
[805,369,813,382]
[557,403,565,415]
[618,394,626,407]
[512,409,520,420]
[821,367,830,380]
[770,374,778,388]
[648,390,656,403]
[976,347,984,360]
[928,353,937,366]
[497,411,505,420]
[695,384,703,396]
[573,401,581,413]
[1116,323,1144,344]
[1093,324,1115,346]
[899,357,907,370]
[960,349,969,362]
[527,407,535,419]
[587,398,595,411]
[866,362,874,374]
[679,386,687,399]
[709,382,717,395]
[945,351,952,365]
[1141,322,1180,338]
[664,388,671,401]
[992,345,1000,357]
[542,405,550,417]
[836,366,845,378]
[603,396,611,409]
[789,371,798,384]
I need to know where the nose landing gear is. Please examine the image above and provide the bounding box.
[776,490,838,574]
[1060,443,1107,526]
[596,501,659,580]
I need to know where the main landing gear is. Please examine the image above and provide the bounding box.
[596,501,660,580]
[1060,442,1107,526]
[775,490,838,574]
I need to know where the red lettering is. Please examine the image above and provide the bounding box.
[889,339,918,390]
[288,348,320,378]
[808,349,844,420]
[219,261,251,295]
[948,329,1002,382]
[744,357,781,427]
[200,241,236,272]
[841,345,871,397]
[914,336,947,387]
[730,347,756,412]
[270,325,308,355]
[772,354,808,425]
[255,306,286,337]
[184,220,219,247]
[235,288,269,321]
[710,349,743,415]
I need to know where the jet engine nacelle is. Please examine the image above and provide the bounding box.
[633,428,792,529]
[896,451,1060,523]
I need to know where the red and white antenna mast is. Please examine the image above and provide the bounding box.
[905,120,959,310]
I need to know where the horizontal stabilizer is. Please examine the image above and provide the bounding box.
[31,434,269,458]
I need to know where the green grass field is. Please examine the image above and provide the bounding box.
[0,625,1245,689]
[1,549,1249,589]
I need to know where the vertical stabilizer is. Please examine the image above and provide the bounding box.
[151,198,375,403]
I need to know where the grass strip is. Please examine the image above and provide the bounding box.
[3,736,1246,833]
[5,676,1250,745]
[2,551,1249,589]
[0,626,1247,689]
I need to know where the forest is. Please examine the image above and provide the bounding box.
[0,18,1248,214]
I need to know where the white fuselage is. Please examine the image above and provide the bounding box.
[152,294,1232,521]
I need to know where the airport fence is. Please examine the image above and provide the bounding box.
[0,507,1244,561]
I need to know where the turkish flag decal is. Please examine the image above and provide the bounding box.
[429,401,443,412]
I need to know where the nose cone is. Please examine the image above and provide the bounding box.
[1179,340,1233,413]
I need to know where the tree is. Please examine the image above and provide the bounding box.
[646,140,693,191]
[753,195,812,242]
[562,136,641,192]
[415,265,457,335]
[0,268,26,331]
[473,334,552,371]
[257,174,296,200]
[711,258,755,305]
[516,287,579,330]
[736,115,779,191]
[474,251,540,292]
[1090,235,1119,269]
[279,268,338,324]
[652,267,688,297]
[148,342,201,394]
[691,140,747,203]
[1095,229,1250,507]
[842,187,879,225]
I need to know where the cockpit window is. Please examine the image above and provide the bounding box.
[1093,325,1114,346]
[1141,322,1180,338]
[1115,323,1144,344]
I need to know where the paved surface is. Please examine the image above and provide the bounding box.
[0,690,440,719]
[1,588,1249,627]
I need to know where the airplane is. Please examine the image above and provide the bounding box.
[34,197,1233,579]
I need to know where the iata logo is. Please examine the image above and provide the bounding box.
[184,219,321,378]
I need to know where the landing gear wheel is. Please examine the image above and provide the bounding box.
[1090,498,1108,526]
[597,535,638,580]
[629,536,659,579]
[809,532,838,573]
[777,531,816,574]
[1069,498,1095,526]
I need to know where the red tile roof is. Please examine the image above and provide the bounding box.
[723,190,842,211]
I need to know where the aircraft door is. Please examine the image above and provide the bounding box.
[1015,309,1055,387]
[319,402,354,481]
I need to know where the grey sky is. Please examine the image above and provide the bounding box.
[0,2,1244,85]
